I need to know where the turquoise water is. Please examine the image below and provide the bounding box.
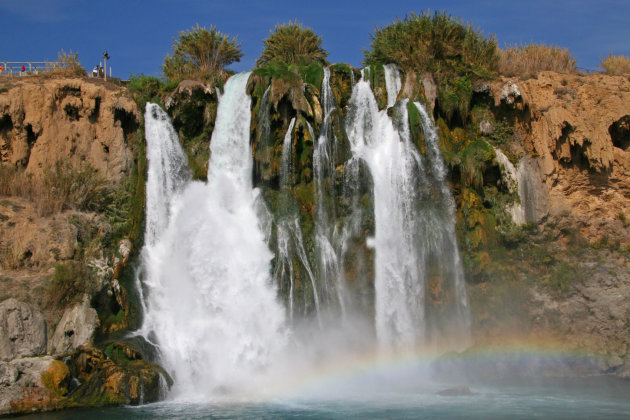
[20,378,630,419]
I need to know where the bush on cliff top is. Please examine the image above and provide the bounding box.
[50,49,86,77]
[162,24,243,82]
[257,21,329,67]
[498,43,577,78]
[363,11,499,80]
[599,53,630,76]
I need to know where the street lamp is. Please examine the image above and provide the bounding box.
[103,51,110,81]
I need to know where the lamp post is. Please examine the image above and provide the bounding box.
[102,51,110,81]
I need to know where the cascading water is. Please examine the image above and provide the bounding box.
[140,64,470,401]
[383,64,402,109]
[313,67,348,316]
[140,72,286,399]
[275,117,321,322]
[143,104,191,246]
[345,66,470,352]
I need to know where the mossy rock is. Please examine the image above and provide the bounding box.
[329,63,359,114]
[299,61,325,88]
[41,360,72,397]
[66,346,171,407]
[407,101,426,154]
[436,75,473,125]
[364,64,388,110]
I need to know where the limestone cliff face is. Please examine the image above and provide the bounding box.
[490,71,630,244]
[471,72,630,376]
[0,77,138,182]
[0,76,157,416]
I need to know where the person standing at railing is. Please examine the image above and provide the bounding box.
[0,64,4,73]
[92,65,99,78]
[21,65,25,76]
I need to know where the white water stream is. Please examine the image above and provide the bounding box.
[141,72,287,398]
[140,66,471,399]
[345,68,470,352]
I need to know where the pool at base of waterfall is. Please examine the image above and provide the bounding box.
[20,377,630,420]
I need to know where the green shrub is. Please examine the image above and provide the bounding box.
[458,140,495,190]
[363,11,499,79]
[47,261,93,308]
[499,43,576,77]
[162,24,243,82]
[127,75,169,108]
[257,21,329,66]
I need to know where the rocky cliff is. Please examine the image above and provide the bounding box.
[0,76,164,416]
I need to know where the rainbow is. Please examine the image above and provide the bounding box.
[260,341,610,400]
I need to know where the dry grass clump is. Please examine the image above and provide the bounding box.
[0,161,110,216]
[599,54,630,76]
[499,43,576,78]
[48,49,86,77]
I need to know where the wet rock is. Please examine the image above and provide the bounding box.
[500,80,522,106]
[517,157,549,224]
[50,298,99,354]
[67,346,171,406]
[479,120,493,134]
[0,298,47,361]
[421,72,437,111]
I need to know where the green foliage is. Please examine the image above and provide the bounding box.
[253,61,301,84]
[127,75,174,109]
[257,21,329,67]
[298,61,325,88]
[47,261,92,309]
[457,140,495,190]
[437,75,472,122]
[363,11,499,79]
[162,24,243,82]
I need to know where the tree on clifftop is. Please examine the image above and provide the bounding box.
[363,11,499,79]
[257,21,329,67]
[162,24,243,82]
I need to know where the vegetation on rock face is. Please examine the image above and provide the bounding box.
[498,43,577,78]
[257,21,329,67]
[0,161,111,217]
[363,11,498,124]
[363,11,499,79]
[162,24,243,82]
[599,53,630,76]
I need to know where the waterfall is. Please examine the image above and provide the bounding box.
[140,72,287,398]
[313,67,347,316]
[276,118,321,322]
[345,67,470,352]
[383,64,402,108]
[143,104,191,246]
[494,147,525,225]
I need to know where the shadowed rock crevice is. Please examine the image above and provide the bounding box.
[609,115,630,150]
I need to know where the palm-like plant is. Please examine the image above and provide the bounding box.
[257,21,329,67]
[162,24,243,82]
[364,11,498,79]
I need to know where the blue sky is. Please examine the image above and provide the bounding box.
[1,0,628,78]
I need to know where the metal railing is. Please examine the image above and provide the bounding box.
[0,61,66,76]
